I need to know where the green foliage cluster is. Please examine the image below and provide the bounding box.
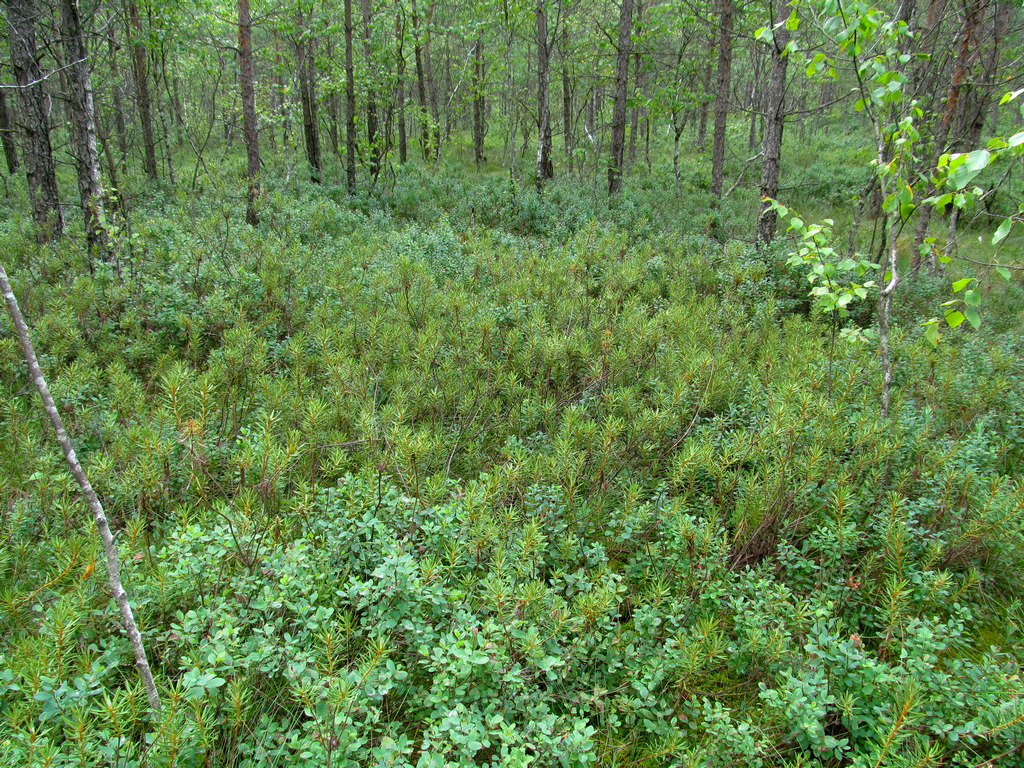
[1,171,1023,766]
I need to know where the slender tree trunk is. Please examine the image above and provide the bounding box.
[61,0,110,260]
[128,0,158,180]
[0,89,19,174]
[155,75,175,185]
[273,31,290,156]
[105,22,128,171]
[324,38,340,156]
[912,0,982,268]
[984,1,1010,136]
[0,261,161,715]
[344,0,357,191]
[171,73,184,131]
[473,36,486,166]
[878,222,899,418]
[561,24,572,173]
[237,0,260,225]
[755,0,790,247]
[672,111,684,190]
[423,2,440,160]
[710,0,734,198]
[953,0,991,148]
[297,17,322,183]
[360,0,380,182]
[607,0,633,195]
[697,24,716,149]
[97,121,124,215]
[6,0,64,241]
[747,44,762,152]
[627,0,644,165]
[396,10,408,164]
[535,0,553,192]
[411,0,430,160]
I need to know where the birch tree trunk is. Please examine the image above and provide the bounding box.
[0,261,161,714]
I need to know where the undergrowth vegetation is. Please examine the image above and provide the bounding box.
[1,169,1023,767]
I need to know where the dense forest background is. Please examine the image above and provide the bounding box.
[1,0,1024,766]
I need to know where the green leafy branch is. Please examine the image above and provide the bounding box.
[766,199,878,334]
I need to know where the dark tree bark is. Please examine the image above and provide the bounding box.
[0,88,19,174]
[755,0,790,247]
[958,0,1001,146]
[607,0,633,195]
[747,40,764,151]
[710,0,734,198]
[560,23,572,173]
[473,36,486,166]
[535,0,553,191]
[912,0,983,266]
[296,16,322,183]
[697,23,716,149]
[273,31,290,156]
[61,0,110,259]
[344,0,357,191]
[104,20,128,171]
[6,0,64,241]
[324,37,340,156]
[360,0,380,182]
[128,0,157,181]
[670,46,686,188]
[237,0,260,225]
[96,120,123,216]
[627,0,644,165]
[411,0,430,160]
[154,61,175,185]
[423,2,440,159]
[396,9,407,164]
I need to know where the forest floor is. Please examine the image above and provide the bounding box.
[1,152,1024,766]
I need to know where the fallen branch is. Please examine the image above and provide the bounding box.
[0,260,161,714]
